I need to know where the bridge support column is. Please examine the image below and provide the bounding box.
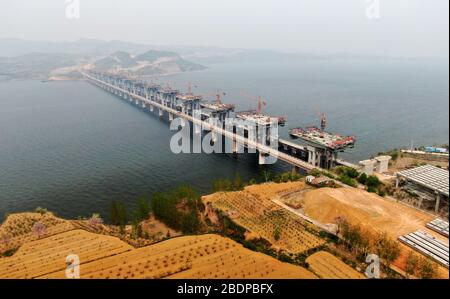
[292,166,300,174]
[159,109,163,117]
[435,193,441,214]
[307,146,316,166]
[142,102,146,108]
[150,105,154,112]
[212,130,217,143]
[169,113,174,121]
[232,138,238,153]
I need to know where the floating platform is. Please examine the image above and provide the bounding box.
[290,126,355,151]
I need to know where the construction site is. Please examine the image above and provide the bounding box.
[85,71,356,171]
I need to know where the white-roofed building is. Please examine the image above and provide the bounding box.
[396,164,449,214]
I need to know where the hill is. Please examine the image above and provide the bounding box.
[92,50,205,76]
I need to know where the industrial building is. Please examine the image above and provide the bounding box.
[396,164,449,214]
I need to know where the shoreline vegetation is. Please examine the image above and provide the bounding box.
[1,163,447,279]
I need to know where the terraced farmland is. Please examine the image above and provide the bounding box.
[203,186,325,254]
[0,229,133,278]
[306,251,365,279]
[0,212,75,254]
[42,234,316,279]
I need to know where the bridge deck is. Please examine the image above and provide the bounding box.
[82,72,318,172]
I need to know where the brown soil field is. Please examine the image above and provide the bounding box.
[300,187,449,278]
[306,251,365,279]
[0,212,75,254]
[203,182,325,254]
[301,188,441,240]
[0,229,133,278]
[42,234,316,279]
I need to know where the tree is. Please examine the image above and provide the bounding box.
[417,257,437,279]
[334,216,347,235]
[374,232,400,267]
[117,202,128,230]
[233,174,244,190]
[357,173,367,185]
[261,169,272,182]
[32,222,47,239]
[273,224,281,241]
[136,197,150,221]
[35,207,48,215]
[88,213,103,227]
[109,201,119,225]
[345,168,360,179]
[181,210,200,234]
[366,175,381,188]
[151,185,201,233]
[405,251,419,278]
[338,175,357,187]
[109,201,127,228]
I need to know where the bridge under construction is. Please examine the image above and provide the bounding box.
[82,71,355,171]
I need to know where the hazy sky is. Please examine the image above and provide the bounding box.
[1,0,448,58]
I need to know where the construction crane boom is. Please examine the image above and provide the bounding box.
[240,91,267,114]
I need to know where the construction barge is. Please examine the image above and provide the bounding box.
[290,126,356,151]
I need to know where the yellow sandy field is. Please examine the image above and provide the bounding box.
[306,251,365,279]
[41,234,316,279]
[203,182,325,254]
[300,187,449,278]
[301,188,440,240]
[0,229,133,278]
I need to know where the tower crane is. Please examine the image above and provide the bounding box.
[240,91,267,114]
[315,109,328,131]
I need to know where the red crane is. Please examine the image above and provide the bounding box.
[315,109,328,131]
[240,91,267,114]
[203,89,226,104]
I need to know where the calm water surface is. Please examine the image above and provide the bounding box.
[0,59,448,219]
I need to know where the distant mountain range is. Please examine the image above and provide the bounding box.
[91,50,205,77]
[0,39,206,80]
[0,38,439,81]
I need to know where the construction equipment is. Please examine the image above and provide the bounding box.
[315,109,327,131]
[203,90,226,104]
[187,82,198,95]
[240,91,267,114]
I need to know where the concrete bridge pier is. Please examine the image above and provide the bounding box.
[232,137,238,153]
[159,108,163,117]
[150,105,154,112]
[169,113,174,121]
[307,145,317,167]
